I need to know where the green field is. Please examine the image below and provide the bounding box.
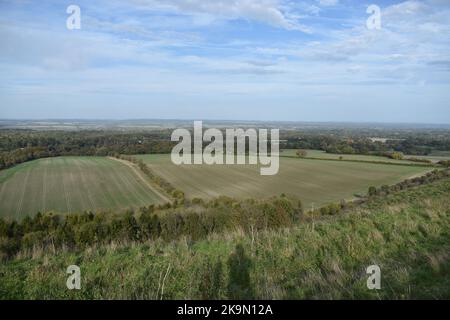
[134,154,432,207]
[406,154,450,163]
[281,149,450,164]
[0,157,165,219]
[280,149,419,163]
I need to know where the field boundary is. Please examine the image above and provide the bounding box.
[108,157,171,203]
[281,155,438,168]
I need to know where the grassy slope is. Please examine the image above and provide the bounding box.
[135,154,432,207]
[0,157,165,219]
[1,178,449,299]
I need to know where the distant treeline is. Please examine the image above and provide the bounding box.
[282,132,450,156]
[2,128,450,171]
[0,130,175,170]
[1,169,448,261]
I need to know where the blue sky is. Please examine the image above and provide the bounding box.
[0,0,450,123]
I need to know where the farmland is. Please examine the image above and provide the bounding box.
[281,149,450,164]
[0,157,166,220]
[281,149,419,163]
[0,153,435,219]
[134,154,432,207]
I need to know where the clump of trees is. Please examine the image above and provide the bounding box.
[438,160,450,167]
[296,150,308,158]
[385,152,404,160]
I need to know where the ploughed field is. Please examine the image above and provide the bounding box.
[134,154,432,207]
[0,157,165,219]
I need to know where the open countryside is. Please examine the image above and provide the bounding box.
[0,157,166,219]
[0,152,434,219]
[134,153,432,206]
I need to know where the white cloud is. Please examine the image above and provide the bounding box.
[129,0,311,32]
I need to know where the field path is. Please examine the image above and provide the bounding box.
[108,157,171,203]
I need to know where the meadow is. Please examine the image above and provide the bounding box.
[0,157,165,220]
[134,154,432,207]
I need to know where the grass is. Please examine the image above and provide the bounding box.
[1,178,449,299]
[0,157,166,220]
[281,149,450,164]
[134,154,432,208]
[406,155,450,163]
[281,149,418,164]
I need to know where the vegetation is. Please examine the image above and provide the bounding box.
[1,169,447,262]
[1,125,449,300]
[114,154,184,201]
[280,149,438,165]
[281,129,450,156]
[296,150,308,158]
[0,130,175,170]
[1,174,449,299]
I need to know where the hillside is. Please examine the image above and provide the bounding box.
[1,177,449,299]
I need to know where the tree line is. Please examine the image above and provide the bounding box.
[0,130,175,170]
[0,195,303,261]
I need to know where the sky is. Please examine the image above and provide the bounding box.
[0,0,449,123]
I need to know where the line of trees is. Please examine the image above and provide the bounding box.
[3,128,450,171]
[367,169,450,197]
[0,196,303,261]
[282,131,450,157]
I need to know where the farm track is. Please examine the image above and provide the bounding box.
[108,157,171,203]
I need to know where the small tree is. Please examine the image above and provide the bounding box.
[296,150,308,158]
[389,152,404,160]
[368,186,377,197]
